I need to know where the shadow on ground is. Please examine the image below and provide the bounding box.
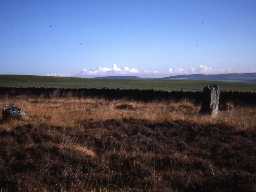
[0,119,256,191]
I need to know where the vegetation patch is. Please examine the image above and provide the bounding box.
[0,98,255,191]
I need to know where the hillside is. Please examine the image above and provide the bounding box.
[95,76,141,80]
[163,73,256,82]
[1,75,256,92]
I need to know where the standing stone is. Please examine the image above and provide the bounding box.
[200,85,220,116]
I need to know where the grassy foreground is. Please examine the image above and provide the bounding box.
[1,75,256,91]
[0,98,256,191]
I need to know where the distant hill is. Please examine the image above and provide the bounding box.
[95,76,141,80]
[0,74,256,91]
[163,73,256,83]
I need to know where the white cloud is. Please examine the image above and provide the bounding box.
[198,64,213,74]
[98,66,112,73]
[78,64,140,77]
[177,67,185,74]
[172,65,215,75]
[113,64,122,72]
[46,73,71,77]
[124,66,139,73]
[76,64,233,77]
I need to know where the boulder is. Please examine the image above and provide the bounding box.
[2,104,26,121]
[200,85,220,116]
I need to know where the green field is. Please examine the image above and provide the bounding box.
[0,75,256,92]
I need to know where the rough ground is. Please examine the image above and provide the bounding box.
[0,98,256,192]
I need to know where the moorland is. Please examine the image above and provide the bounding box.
[0,97,256,191]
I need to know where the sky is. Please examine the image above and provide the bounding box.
[0,0,256,77]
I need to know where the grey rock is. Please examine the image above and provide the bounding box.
[2,104,26,121]
[200,85,220,116]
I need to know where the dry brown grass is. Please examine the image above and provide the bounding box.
[0,97,256,191]
[0,97,255,131]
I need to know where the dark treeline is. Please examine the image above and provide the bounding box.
[0,87,256,106]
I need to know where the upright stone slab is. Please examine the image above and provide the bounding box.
[200,85,220,116]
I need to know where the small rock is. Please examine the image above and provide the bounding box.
[2,104,26,121]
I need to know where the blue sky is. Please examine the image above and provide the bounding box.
[0,0,256,76]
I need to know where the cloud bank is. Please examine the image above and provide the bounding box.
[76,64,233,77]
[78,64,140,77]
[47,64,235,77]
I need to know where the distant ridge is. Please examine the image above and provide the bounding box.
[94,76,141,80]
[162,73,256,83]
[88,73,256,82]
[1,73,255,84]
